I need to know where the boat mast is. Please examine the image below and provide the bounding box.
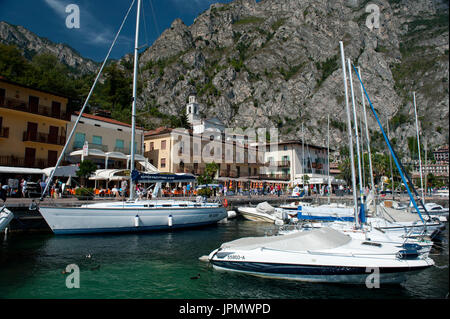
[302,122,305,186]
[387,120,395,200]
[358,67,375,192]
[413,91,425,202]
[347,58,365,224]
[424,140,428,199]
[129,0,142,201]
[327,114,331,205]
[339,42,359,228]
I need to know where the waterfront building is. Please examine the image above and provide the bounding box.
[261,140,344,188]
[64,111,148,170]
[143,127,265,189]
[0,77,69,169]
[433,145,449,163]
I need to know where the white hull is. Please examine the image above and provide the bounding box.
[40,200,227,234]
[208,228,434,284]
[0,206,14,232]
[237,207,282,224]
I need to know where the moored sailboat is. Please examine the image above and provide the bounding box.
[37,0,227,235]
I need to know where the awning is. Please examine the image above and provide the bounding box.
[42,165,79,177]
[0,166,44,175]
[105,152,128,160]
[292,177,346,185]
[70,149,106,158]
[89,169,130,181]
[131,170,196,183]
[216,177,290,184]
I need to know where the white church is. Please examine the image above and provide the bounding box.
[186,95,225,135]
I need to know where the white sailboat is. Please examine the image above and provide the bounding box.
[38,0,227,235]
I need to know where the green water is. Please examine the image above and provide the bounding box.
[0,219,448,299]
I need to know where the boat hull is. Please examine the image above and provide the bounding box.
[237,207,279,223]
[39,206,227,235]
[0,206,14,232]
[210,260,430,284]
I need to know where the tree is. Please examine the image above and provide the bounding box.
[197,162,219,185]
[76,160,97,186]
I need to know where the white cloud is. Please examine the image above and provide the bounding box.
[44,0,67,17]
[42,0,133,47]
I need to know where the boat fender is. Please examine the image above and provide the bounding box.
[396,249,419,260]
[168,215,173,227]
[274,219,284,226]
[227,210,237,219]
[134,215,140,227]
[223,199,228,208]
[402,243,422,251]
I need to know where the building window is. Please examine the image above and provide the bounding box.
[115,139,124,151]
[161,158,166,168]
[161,140,166,150]
[92,135,102,145]
[48,150,58,167]
[74,133,85,149]
[283,145,288,151]
[150,142,154,150]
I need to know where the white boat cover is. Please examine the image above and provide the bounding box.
[220,227,351,252]
[256,202,275,215]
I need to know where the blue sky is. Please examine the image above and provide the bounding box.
[0,0,233,62]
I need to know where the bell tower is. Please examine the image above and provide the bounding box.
[186,94,200,126]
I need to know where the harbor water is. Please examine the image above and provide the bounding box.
[0,217,448,299]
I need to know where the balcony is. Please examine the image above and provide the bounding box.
[258,174,290,181]
[73,142,108,152]
[276,160,291,167]
[0,127,9,138]
[0,155,51,168]
[0,97,70,121]
[23,131,66,146]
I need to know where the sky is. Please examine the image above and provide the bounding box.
[0,0,233,62]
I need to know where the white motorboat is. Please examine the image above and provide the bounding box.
[418,203,449,221]
[278,220,434,254]
[435,189,449,198]
[207,227,434,284]
[0,206,14,232]
[237,202,285,224]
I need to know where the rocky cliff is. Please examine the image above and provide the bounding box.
[0,21,99,74]
[1,0,448,157]
[137,0,449,156]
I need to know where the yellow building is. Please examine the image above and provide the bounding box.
[144,127,265,189]
[0,77,69,168]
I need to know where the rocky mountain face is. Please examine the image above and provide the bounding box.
[0,21,99,74]
[137,0,449,157]
[1,0,448,158]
